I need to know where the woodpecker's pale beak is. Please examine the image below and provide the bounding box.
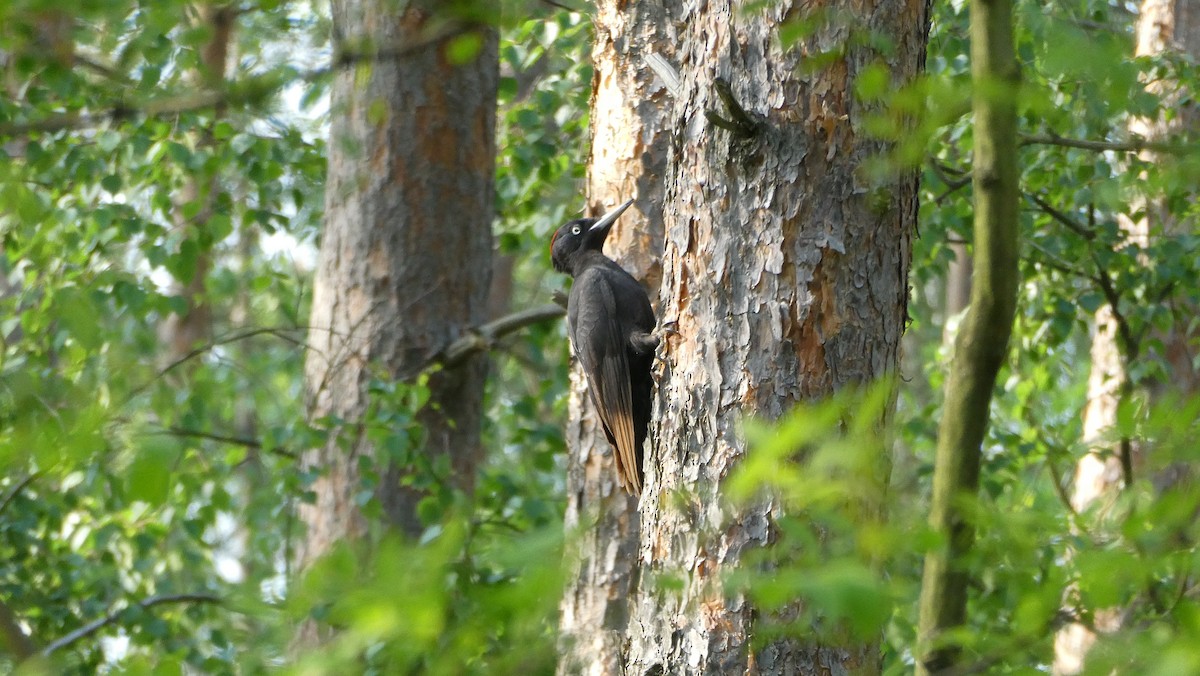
[589,199,635,235]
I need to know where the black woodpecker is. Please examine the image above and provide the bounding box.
[551,199,657,495]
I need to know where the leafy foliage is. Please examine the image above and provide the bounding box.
[725,0,1200,672]
[0,1,588,672]
[1,0,1199,673]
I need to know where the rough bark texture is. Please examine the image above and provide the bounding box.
[915,0,1020,670]
[296,0,496,633]
[559,1,927,673]
[1053,1,1200,672]
[558,3,672,671]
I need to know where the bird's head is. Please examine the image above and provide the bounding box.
[550,199,634,274]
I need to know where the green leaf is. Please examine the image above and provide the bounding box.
[127,440,175,506]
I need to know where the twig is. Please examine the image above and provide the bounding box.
[155,427,297,460]
[0,26,477,138]
[1045,454,1079,519]
[0,473,41,520]
[1026,193,1095,240]
[705,78,760,138]
[1020,132,1186,154]
[39,593,220,657]
[930,160,972,204]
[1025,239,1090,279]
[124,326,309,403]
[1090,260,1138,360]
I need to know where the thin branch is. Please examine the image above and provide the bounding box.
[1090,260,1139,360]
[1020,132,1188,154]
[1025,239,1090,279]
[123,326,309,404]
[1026,193,1095,240]
[705,77,761,138]
[155,427,297,460]
[930,160,972,204]
[1045,454,1079,519]
[0,25,477,138]
[440,303,565,368]
[139,306,562,456]
[1026,194,1138,358]
[39,593,220,657]
[0,473,40,520]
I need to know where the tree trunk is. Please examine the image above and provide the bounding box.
[559,2,927,673]
[943,241,972,346]
[915,0,1020,670]
[557,3,673,672]
[160,3,236,364]
[295,0,496,642]
[1053,1,1200,672]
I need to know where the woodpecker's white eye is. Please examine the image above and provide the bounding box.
[571,225,581,235]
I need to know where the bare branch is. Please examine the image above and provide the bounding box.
[123,325,309,404]
[440,303,565,368]
[155,427,297,460]
[0,473,40,520]
[1026,193,1096,240]
[1020,132,1189,154]
[0,25,478,138]
[39,593,220,657]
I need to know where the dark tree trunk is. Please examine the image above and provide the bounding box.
[295,0,496,643]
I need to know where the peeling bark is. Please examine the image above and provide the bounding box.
[295,0,496,645]
[560,1,926,673]
[558,3,672,671]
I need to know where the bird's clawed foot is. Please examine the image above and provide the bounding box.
[551,289,569,309]
[650,322,679,369]
[630,331,659,355]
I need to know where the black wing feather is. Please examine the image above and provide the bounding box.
[569,267,646,494]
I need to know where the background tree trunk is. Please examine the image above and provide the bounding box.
[1054,1,1200,672]
[295,0,496,641]
[160,3,235,364]
[560,2,927,673]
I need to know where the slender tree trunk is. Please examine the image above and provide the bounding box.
[295,0,496,643]
[559,2,927,672]
[915,0,1020,672]
[943,241,972,346]
[1053,1,1200,672]
[160,3,236,363]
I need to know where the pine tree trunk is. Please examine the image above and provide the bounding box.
[294,0,496,642]
[559,2,927,672]
[1054,1,1200,672]
[557,3,673,671]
